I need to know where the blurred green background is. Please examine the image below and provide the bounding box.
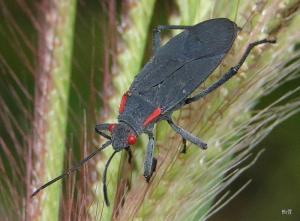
[211,77,300,221]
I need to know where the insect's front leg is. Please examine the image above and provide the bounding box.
[95,123,113,140]
[125,147,132,164]
[143,132,157,182]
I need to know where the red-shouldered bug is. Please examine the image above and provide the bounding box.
[31,18,276,206]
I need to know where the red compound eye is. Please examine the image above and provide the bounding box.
[108,124,116,132]
[127,134,137,145]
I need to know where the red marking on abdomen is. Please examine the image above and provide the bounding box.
[143,107,162,127]
[119,92,128,113]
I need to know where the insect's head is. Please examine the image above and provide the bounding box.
[109,122,137,150]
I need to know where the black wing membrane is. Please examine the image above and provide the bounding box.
[130,18,238,111]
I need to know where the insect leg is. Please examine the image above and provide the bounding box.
[125,147,132,164]
[95,123,112,140]
[180,138,187,154]
[184,39,276,105]
[143,132,157,182]
[152,25,193,54]
[167,118,207,150]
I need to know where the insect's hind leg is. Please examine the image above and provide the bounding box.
[167,118,207,150]
[143,132,157,182]
[184,39,276,105]
[152,25,193,54]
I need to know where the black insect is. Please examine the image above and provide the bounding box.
[31,18,275,206]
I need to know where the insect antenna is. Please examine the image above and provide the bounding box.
[103,150,119,206]
[31,140,111,197]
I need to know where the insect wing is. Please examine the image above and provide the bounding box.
[130,18,238,111]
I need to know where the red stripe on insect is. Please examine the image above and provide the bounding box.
[108,124,116,132]
[143,107,162,127]
[119,92,128,113]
